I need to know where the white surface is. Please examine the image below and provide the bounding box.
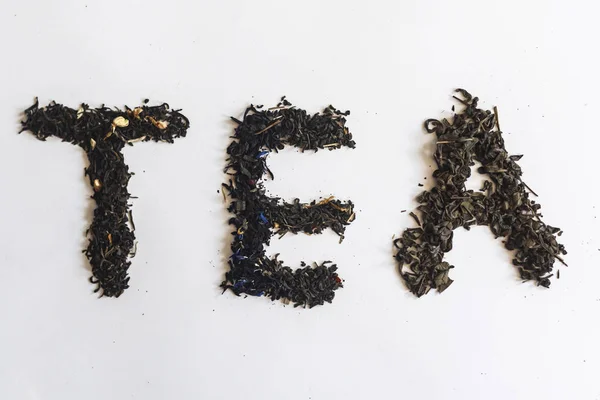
[0,1,599,399]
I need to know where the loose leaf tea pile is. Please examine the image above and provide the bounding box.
[223,97,356,308]
[20,99,190,297]
[394,89,567,297]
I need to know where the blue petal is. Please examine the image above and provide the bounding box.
[258,212,268,224]
[256,151,269,159]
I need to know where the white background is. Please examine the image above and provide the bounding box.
[0,1,599,399]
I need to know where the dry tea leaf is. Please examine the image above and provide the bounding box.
[127,136,146,144]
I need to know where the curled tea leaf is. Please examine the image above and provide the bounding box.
[127,136,146,144]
